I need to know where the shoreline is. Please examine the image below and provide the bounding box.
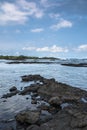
[5,61,87,67]
[0,55,59,61]
[0,74,87,130]
[61,63,87,67]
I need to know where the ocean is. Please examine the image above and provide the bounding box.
[0,59,87,97]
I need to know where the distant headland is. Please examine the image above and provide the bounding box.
[0,55,59,60]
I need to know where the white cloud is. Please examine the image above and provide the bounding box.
[22,45,68,53]
[76,44,87,51]
[36,47,49,52]
[18,0,44,18]
[0,0,44,25]
[50,19,73,30]
[49,13,60,19]
[31,28,44,33]
[0,2,27,24]
[22,46,36,51]
[36,45,68,52]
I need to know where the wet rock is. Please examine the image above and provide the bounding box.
[2,74,87,130]
[49,78,55,82]
[9,86,17,92]
[2,90,19,98]
[26,97,29,100]
[71,117,87,128]
[16,122,25,130]
[20,84,40,95]
[66,108,87,128]
[31,96,36,100]
[37,104,49,111]
[62,96,79,103]
[39,108,87,130]
[37,110,52,125]
[26,125,40,130]
[40,124,51,130]
[15,110,41,124]
[31,93,38,97]
[49,96,62,108]
[61,63,87,67]
[31,99,37,104]
[37,78,87,103]
[40,110,72,130]
[48,106,58,114]
[28,84,40,92]
[19,87,30,95]
[2,86,19,98]
[1,126,14,130]
[21,74,44,82]
[17,128,25,130]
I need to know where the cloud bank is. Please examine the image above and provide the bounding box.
[22,45,68,53]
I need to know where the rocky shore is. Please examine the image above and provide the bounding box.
[61,63,87,67]
[1,74,87,130]
[6,61,57,64]
[6,61,87,67]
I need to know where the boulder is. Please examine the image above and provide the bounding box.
[37,110,52,125]
[9,86,17,92]
[66,108,87,128]
[15,110,41,124]
[38,109,72,130]
[49,96,62,108]
[21,74,44,82]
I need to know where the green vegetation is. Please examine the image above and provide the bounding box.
[40,57,59,60]
[0,55,59,60]
[0,55,27,60]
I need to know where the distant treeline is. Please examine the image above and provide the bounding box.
[0,55,59,60]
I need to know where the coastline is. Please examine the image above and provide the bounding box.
[0,74,87,130]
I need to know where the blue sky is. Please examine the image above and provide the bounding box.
[0,0,87,58]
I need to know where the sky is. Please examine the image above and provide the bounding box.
[0,0,87,58]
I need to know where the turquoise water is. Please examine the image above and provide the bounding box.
[0,60,87,97]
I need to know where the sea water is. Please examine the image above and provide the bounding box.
[0,59,87,97]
